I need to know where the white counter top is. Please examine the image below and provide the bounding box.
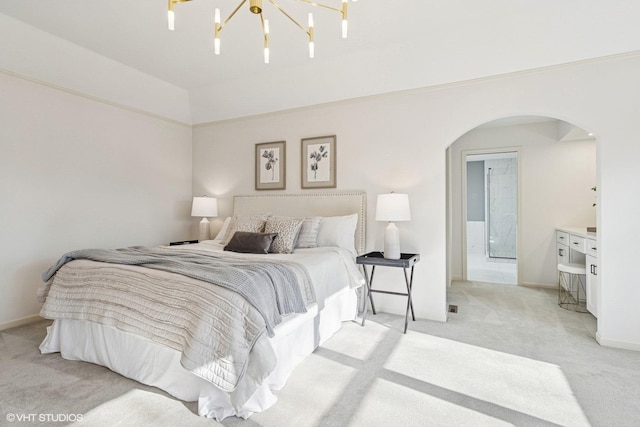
[557,227,596,239]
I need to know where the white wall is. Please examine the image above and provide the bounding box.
[193,53,640,350]
[0,13,192,124]
[449,121,596,286]
[0,71,194,328]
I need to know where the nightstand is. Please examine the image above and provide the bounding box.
[169,239,199,246]
[356,251,420,334]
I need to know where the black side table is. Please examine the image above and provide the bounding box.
[169,240,199,246]
[356,251,420,334]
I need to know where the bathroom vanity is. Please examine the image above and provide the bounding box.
[556,227,598,317]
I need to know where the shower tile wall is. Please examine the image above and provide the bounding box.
[485,158,517,259]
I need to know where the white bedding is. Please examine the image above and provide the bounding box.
[39,241,364,420]
[181,240,364,302]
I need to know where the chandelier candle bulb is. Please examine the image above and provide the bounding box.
[167,0,175,30]
[342,0,348,38]
[168,0,193,31]
[214,8,221,54]
[168,10,175,30]
[308,13,315,58]
[264,19,270,64]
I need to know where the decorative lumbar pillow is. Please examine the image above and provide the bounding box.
[223,232,277,254]
[264,216,304,254]
[316,213,358,255]
[295,216,322,249]
[220,214,270,245]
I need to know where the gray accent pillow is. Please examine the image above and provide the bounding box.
[264,216,304,254]
[223,232,277,254]
[220,214,270,245]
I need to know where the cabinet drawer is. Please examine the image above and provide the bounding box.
[556,231,569,245]
[557,243,570,266]
[569,234,586,253]
[586,238,597,257]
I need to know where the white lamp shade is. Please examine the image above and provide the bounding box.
[191,196,218,217]
[375,193,411,222]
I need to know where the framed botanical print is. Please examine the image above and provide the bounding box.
[301,135,336,189]
[255,141,286,190]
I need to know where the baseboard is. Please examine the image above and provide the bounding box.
[450,275,463,284]
[596,332,640,352]
[451,278,556,289]
[0,314,44,331]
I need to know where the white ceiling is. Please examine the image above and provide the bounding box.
[2,0,640,123]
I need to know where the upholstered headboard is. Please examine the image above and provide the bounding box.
[233,191,366,254]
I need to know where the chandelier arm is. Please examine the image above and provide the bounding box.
[219,0,248,32]
[170,0,193,7]
[260,13,269,46]
[268,0,310,35]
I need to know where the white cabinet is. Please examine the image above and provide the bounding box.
[556,228,598,315]
[586,238,599,317]
[569,234,586,254]
[556,231,570,267]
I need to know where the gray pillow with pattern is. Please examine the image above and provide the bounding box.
[264,216,304,254]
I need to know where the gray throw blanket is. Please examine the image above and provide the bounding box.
[42,246,307,336]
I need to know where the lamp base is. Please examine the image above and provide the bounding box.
[383,222,401,259]
[198,217,211,242]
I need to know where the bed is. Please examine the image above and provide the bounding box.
[37,191,366,420]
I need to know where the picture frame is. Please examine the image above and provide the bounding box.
[255,141,286,190]
[301,135,337,189]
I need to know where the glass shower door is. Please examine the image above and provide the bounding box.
[486,158,517,259]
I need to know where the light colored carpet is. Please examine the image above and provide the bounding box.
[1,281,639,426]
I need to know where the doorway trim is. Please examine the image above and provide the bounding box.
[461,146,523,285]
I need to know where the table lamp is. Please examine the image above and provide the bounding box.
[376,193,411,259]
[191,196,218,241]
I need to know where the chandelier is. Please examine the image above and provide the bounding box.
[167,0,355,64]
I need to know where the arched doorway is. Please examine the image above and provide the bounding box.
[446,115,596,292]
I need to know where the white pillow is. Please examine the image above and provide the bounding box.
[213,217,232,241]
[316,213,358,255]
[295,216,322,248]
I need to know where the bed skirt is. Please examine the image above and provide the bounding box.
[39,287,358,421]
